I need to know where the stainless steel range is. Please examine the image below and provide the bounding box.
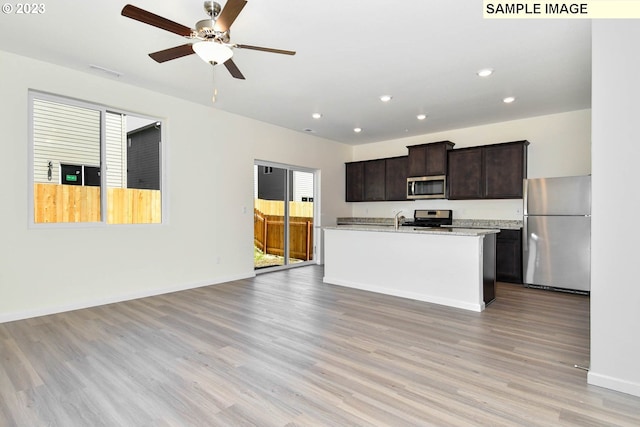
[403,209,453,228]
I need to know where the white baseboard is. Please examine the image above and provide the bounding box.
[322,276,484,312]
[588,371,640,397]
[0,272,256,324]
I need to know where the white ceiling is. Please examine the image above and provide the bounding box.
[0,0,591,145]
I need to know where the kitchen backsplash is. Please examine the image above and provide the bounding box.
[349,198,524,221]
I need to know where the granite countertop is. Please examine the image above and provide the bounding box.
[336,217,522,230]
[325,224,499,237]
[449,219,522,230]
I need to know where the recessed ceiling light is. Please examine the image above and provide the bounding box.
[477,68,494,77]
[503,96,516,104]
[353,127,362,133]
[303,128,315,133]
[417,114,427,120]
[312,113,322,119]
[379,95,392,102]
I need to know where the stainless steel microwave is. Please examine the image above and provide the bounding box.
[407,175,447,199]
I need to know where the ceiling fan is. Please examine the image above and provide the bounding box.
[121,0,296,80]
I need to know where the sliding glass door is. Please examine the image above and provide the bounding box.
[254,162,315,270]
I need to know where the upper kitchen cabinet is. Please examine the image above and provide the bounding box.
[447,147,484,199]
[345,159,386,202]
[385,156,408,201]
[448,141,529,200]
[407,141,455,177]
[345,161,365,202]
[484,141,529,198]
[363,159,386,201]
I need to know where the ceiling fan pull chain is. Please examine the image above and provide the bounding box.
[212,66,218,103]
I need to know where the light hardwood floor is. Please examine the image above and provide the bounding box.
[1,265,639,426]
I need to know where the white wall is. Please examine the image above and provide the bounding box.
[0,50,351,322]
[348,110,591,220]
[589,21,640,397]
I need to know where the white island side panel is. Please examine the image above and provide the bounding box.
[323,228,485,311]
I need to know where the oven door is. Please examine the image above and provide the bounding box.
[407,175,446,199]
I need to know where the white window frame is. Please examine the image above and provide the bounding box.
[28,90,168,227]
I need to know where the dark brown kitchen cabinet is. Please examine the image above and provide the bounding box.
[363,159,386,201]
[345,159,386,202]
[385,156,408,201]
[448,141,528,200]
[345,161,364,202]
[496,228,523,283]
[447,147,484,199]
[407,141,455,177]
[484,142,528,198]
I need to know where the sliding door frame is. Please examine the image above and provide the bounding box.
[254,160,319,273]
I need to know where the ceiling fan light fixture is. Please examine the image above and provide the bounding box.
[193,41,233,64]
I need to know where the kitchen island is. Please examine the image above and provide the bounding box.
[323,225,499,312]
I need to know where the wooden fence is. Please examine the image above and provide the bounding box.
[34,183,161,224]
[107,187,162,224]
[34,183,101,223]
[254,208,314,261]
[253,199,314,217]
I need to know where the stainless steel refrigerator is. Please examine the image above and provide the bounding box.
[523,175,591,293]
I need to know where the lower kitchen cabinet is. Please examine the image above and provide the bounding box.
[496,228,523,283]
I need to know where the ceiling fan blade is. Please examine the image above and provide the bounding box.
[122,4,192,37]
[149,44,195,63]
[214,0,247,32]
[235,44,296,55]
[223,58,246,80]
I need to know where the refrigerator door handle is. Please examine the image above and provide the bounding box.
[523,218,528,251]
[523,178,529,216]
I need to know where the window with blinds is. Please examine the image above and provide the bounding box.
[30,92,163,225]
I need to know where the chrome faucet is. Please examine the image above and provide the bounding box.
[394,210,404,230]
